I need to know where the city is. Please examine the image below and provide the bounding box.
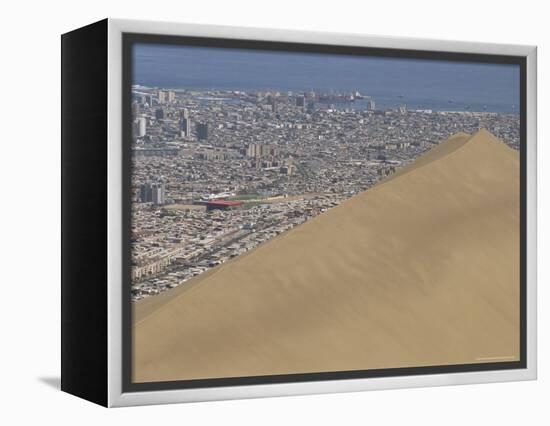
[130,87,520,300]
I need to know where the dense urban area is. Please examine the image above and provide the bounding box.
[130,87,520,300]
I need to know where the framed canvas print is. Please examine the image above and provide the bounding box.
[61,19,537,407]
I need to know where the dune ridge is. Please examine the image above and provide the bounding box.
[133,129,520,383]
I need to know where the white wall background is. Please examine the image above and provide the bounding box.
[0,0,546,423]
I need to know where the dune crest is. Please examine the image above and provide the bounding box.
[133,129,520,383]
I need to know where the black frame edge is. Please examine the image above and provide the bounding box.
[61,18,109,407]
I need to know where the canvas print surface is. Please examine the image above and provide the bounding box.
[128,41,521,384]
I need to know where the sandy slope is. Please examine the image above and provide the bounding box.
[133,129,520,383]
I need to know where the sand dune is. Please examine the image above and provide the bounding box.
[133,129,520,383]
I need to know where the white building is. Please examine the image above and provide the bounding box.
[158,90,176,104]
[132,116,147,138]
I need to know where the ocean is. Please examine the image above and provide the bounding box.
[132,44,520,113]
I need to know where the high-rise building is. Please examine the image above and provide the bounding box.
[306,101,315,114]
[131,101,140,116]
[157,90,166,104]
[196,123,208,140]
[151,184,165,205]
[155,108,165,120]
[246,143,276,158]
[280,164,295,175]
[367,99,376,111]
[296,95,305,107]
[158,90,176,105]
[178,108,191,138]
[180,117,191,138]
[139,183,152,203]
[132,116,147,138]
[246,143,258,158]
[267,97,277,112]
[247,143,264,158]
[137,116,146,137]
[140,183,165,205]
